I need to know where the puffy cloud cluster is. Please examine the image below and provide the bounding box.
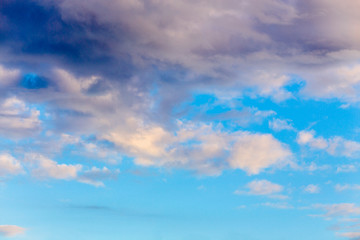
[0,0,358,178]
[269,118,295,132]
[0,153,23,177]
[0,64,295,176]
[0,151,119,187]
[25,153,82,180]
[297,130,360,157]
[104,122,293,175]
[23,153,120,186]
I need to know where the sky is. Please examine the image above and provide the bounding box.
[0,0,360,239]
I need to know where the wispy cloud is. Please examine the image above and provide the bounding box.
[304,184,320,194]
[235,179,287,199]
[0,225,25,237]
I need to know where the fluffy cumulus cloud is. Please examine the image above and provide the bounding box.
[229,133,292,175]
[104,122,293,175]
[269,118,295,132]
[0,225,25,237]
[25,153,82,180]
[297,130,360,157]
[0,153,24,177]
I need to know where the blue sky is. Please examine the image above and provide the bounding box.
[1,0,360,239]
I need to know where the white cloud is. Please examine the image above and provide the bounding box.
[335,184,360,192]
[297,130,360,157]
[0,153,24,177]
[252,72,293,102]
[104,121,293,176]
[306,162,331,172]
[313,203,360,239]
[0,97,41,138]
[301,64,360,103]
[304,184,320,194]
[336,164,358,173]
[297,130,328,149]
[314,203,360,217]
[0,225,25,237]
[229,133,292,175]
[261,202,293,209]
[235,180,286,199]
[78,167,120,187]
[25,153,82,180]
[269,118,295,132]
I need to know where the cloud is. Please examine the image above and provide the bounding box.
[312,203,360,239]
[261,202,293,209]
[0,65,20,88]
[0,97,41,138]
[335,184,360,192]
[269,118,295,132]
[304,184,320,194]
[104,121,294,175]
[0,66,295,177]
[297,130,360,157]
[25,153,82,180]
[0,153,24,177]
[23,153,120,187]
[229,133,292,175]
[235,179,286,199]
[301,64,360,103]
[305,162,331,172]
[0,225,25,237]
[336,164,358,173]
[0,0,357,184]
[1,0,360,106]
[337,232,360,240]
[0,0,358,182]
[78,167,120,187]
[314,203,360,217]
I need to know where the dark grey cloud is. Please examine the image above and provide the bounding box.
[1,0,359,105]
[0,0,135,79]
